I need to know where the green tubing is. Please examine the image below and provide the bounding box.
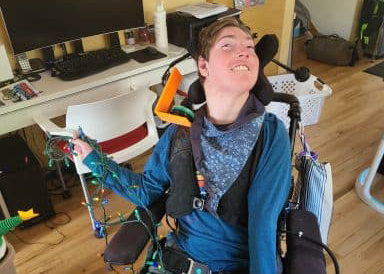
[0,216,23,236]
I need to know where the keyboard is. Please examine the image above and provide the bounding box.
[53,47,131,81]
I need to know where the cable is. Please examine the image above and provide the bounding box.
[46,212,71,226]
[102,206,109,247]
[43,130,166,270]
[107,263,122,274]
[286,230,340,274]
[165,214,177,233]
[10,212,71,247]
[161,53,191,86]
[46,171,79,194]
[11,226,64,246]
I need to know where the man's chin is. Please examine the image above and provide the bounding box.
[237,83,256,93]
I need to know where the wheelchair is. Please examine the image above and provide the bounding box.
[101,34,338,274]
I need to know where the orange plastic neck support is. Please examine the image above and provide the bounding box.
[155,67,192,127]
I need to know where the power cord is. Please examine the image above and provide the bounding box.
[10,212,71,246]
[285,230,340,274]
[161,53,191,86]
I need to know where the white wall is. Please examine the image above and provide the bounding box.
[300,0,364,40]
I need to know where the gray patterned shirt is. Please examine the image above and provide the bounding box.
[200,112,265,213]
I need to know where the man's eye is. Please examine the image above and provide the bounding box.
[222,44,232,48]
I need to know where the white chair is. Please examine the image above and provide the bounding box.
[33,87,159,232]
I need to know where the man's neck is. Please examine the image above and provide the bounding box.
[204,88,249,125]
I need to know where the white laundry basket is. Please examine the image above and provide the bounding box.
[265,74,332,127]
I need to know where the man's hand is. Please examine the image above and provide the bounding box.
[72,138,93,160]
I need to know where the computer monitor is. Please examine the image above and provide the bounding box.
[0,0,145,55]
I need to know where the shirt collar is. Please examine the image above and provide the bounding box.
[190,93,265,169]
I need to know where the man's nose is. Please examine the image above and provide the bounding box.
[236,45,251,58]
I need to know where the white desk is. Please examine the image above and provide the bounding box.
[0,44,197,135]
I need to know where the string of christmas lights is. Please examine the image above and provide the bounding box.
[44,128,166,273]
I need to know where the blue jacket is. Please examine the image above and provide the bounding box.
[83,113,291,274]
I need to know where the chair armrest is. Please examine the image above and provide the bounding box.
[103,194,168,265]
[33,114,76,137]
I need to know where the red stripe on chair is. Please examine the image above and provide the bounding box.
[98,123,149,154]
[56,123,149,158]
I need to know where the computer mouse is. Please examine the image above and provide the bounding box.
[147,46,159,55]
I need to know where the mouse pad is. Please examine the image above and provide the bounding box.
[128,47,167,63]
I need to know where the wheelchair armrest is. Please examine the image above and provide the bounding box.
[103,194,168,265]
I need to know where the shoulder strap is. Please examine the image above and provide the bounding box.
[250,124,264,179]
[166,127,199,219]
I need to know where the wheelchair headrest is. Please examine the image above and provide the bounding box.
[188,34,279,106]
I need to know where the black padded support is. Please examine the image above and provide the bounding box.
[252,34,279,105]
[255,34,279,68]
[103,194,167,265]
[284,210,326,274]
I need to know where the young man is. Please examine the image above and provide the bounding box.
[73,17,291,274]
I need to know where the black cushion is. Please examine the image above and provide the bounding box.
[103,194,167,265]
[284,210,327,274]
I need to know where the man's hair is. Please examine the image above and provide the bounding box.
[196,17,253,61]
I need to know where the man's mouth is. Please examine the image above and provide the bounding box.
[231,65,249,71]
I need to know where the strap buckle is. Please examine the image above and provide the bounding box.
[185,258,212,274]
[192,197,205,210]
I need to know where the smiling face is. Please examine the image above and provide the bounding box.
[198,26,259,96]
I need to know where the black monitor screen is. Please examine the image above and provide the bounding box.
[0,0,144,55]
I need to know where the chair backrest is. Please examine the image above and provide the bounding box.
[65,87,156,142]
[66,87,158,174]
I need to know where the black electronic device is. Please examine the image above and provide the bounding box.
[0,0,144,55]
[15,53,46,75]
[53,47,131,81]
[0,134,55,228]
[166,8,241,57]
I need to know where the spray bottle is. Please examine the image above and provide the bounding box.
[154,0,168,49]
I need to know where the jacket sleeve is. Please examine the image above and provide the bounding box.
[82,125,177,208]
[247,114,291,274]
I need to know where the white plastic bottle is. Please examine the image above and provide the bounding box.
[154,0,168,49]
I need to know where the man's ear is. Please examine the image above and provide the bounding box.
[197,56,209,77]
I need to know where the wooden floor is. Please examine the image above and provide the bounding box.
[6,53,384,274]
